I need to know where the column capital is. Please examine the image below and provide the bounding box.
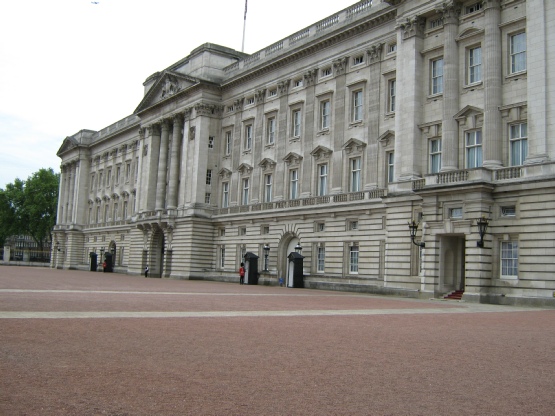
[396,16,426,40]
[482,0,501,11]
[436,1,461,25]
[277,79,291,95]
[366,43,384,64]
[332,57,348,75]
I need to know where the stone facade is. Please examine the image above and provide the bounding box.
[53,0,555,306]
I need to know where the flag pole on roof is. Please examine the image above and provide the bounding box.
[241,0,247,52]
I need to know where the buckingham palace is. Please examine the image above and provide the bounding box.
[52,0,555,306]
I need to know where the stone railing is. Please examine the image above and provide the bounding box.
[215,189,385,216]
[495,167,522,180]
[436,170,469,184]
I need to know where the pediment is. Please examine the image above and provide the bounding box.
[283,152,303,166]
[218,168,232,178]
[342,138,367,153]
[56,136,79,157]
[454,105,483,119]
[454,105,484,128]
[310,146,333,159]
[378,130,395,147]
[134,71,199,114]
[238,163,253,175]
[258,158,276,170]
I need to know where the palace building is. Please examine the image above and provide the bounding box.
[53,0,555,305]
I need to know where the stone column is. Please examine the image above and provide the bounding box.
[394,16,425,180]
[439,1,461,172]
[332,57,348,193]
[56,165,66,224]
[155,119,170,211]
[167,114,183,209]
[525,0,551,164]
[302,68,317,197]
[67,162,76,223]
[62,164,71,223]
[275,80,290,200]
[482,0,503,168]
[146,125,161,211]
[366,43,384,189]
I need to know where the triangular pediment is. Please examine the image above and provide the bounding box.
[342,138,367,153]
[134,71,199,114]
[218,168,232,178]
[258,158,276,170]
[310,146,333,159]
[283,152,303,166]
[454,105,483,119]
[238,163,253,175]
[377,130,395,146]
[56,136,79,157]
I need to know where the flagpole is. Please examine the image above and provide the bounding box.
[241,0,247,52]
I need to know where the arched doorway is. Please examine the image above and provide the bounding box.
[150,229,165,278]
[277,233,301,288]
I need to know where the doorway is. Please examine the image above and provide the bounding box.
[439,235,466,294]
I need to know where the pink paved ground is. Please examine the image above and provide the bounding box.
[1,267,554,415]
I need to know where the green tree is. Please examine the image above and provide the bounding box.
[0,168,59,250]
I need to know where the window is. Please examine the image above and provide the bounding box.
[227,105,235,113]
[501,206,516,217]
[387,152,395,183]
[510,123,527,166]
[510,33,526,73]
[501,241,518,279]
[294,78,303,88]
[222,182,229,208]
[388,79,396,113]
[246,96,255,106]
[126,163,131,181]
[350,158,361,192]
[242,179,249,205]
[317,222,325,232]
[220,246,225,268]
[317,246,325,272]
[321,67,332,77]
[239,227,247,236]
[353,55,364,66]
[123,201,128,219]
[264,174,272,203]
[465,130,483,168]
[104,205,109,223]
[244,124,253,150]
[290,169,299,199]
[113,203,118,220]
[220,228,226,237]
[429,139,442,173]
[225,131,232,155]
[352,90,363,122]
[116,166,121,184]
[206,169,212,185]
[350,221,359,230]
[431,58,444,95]
[208,136,214,149]
[349,245,359,274]
[449,208,463,218]
[465,2,482,14]
[135,158,139,181]
[262,226,270,234]
[292,109,302,138]
[318,164,328,196]
[387,43,397,53]
[321,100,331,130]
[99,172,103,188]
[205,193,211,204]
[107,169,112,186]
[429,18,443,29]
[267,117,276,145]
[268,89,277,97]
[468,47,482,84]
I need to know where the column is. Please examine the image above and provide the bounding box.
[62,164,71,223]
[155,119,170,211]
[146,125,161,211]
[366,43,383,188]
[332,57,347,193]
[67,162,76,223]
[482,0,503,168]
[394,16,425,180]
[439,2,461,172]
[167,114,183,209]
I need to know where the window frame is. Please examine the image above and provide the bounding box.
[468,46,482,85]
[264,173,273,203]
[349,244,359,274]
[388,79,396,113]
[320,100,331,130]
[292,109,302,138]
[289,169,299,200]
[431,58,444,95]
[465,130,483,168]
[317,163,328,197]
[350,157,362,193]
[266,116,276,145]
[500,240,519,279]
[509,122,528,166]
[352,90,363,122]
[244,123,253,151]
[387,151,395,183]
[510,32,526,74]
[429,138,442,174]
[221,182,229,208]
[241,178,250,205]
[317,245,325,272]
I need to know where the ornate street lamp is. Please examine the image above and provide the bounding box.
[476,216,490,248]
[408,220,425,248]
[263,244,270,271]
[294,243,303,254]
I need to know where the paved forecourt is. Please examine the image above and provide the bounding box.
[1,266,554,415]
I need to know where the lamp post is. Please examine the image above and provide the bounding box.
[408,220,425,248]
[263,244,270,271]
[476,216,490,247]
[294,243,303,254]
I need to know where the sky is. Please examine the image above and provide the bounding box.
[0,0,361,188]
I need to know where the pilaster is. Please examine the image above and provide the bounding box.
[155,119,170,210]
[167,114,183,209]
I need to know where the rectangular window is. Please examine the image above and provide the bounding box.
[449,208,463,218]
[113,203,118,220]
[321,100,331,130]
[220,246,225,268]
[429,18,443,29]
[116,167,120,184]
[501,241,518,279]
[225,131,232,155]
[321,67,332,77]
[350,158,361,192]
[429,139,442,173]
[267,117,276,145]
[353,55,364,66]
[208,136,214,149]
[501,206,516,217]
[222,182,229,208]
[465,2,483,14]
[123,201,128,219]
[268,89,277,97]
[292,110,302,138]
[205,193,211,204]
[431,58,444,95]
[350,221,359,230]
[206,169,212,185]
[349,245,359,274]
[244,124,253,150]
[294,78,303,88]
[387,43,397,53]
[318,164,328,196]
[290,169,298,199]
[468,47,482,84]
[246,96,255,106]
[465,130,483,168]
[317,246,325,272]
[242,178,249,205]
[352,90,363,122]
[107,169,112,186]
[510,123,528,166]
[388,80,396,113]
[264,174,272,203]
[387,152,395,183]
[510,33,526,73]
[104,205,109,223]
[99,172,103,188]
[126,163,131,181]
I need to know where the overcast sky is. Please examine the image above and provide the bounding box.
[0,0,360,188]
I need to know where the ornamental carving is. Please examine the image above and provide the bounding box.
[332,57,348,75]
[277,79,291,95]
[367,43,384,63]
[436,1,461,24]
[143,145,148,156]
[396,16,426,40]
[233,98,245,112]
[283,152,303,166]
[238,163,253,175]
[195,103,220,117]
[161,75,180,98]
[303,69,318,87]
[255,89,266,104]
[310,146,333,160]
[218,168,232,179]
[258,158,276,171]
[189,126,196,140]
